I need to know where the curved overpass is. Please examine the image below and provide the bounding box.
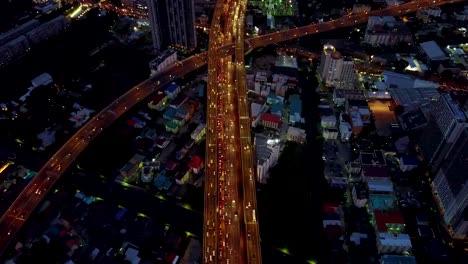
[0,0,462,255]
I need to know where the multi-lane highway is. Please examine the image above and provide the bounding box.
[0,0,463,257]
[204,0,252,262]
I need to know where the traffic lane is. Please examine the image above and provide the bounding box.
[223,73,242,262]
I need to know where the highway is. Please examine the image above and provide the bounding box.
[0,0,463,257]
[204,0,250,263]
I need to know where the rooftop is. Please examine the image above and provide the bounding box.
[289,94,302,114]
[370,194,396,211]
[361,150,386,166]
[149,92,167,105]
[287,126,306,137]
[165,82,179,93]
[188,156,203,169]
[374,210,405,232]
[420,41,447,61]
[251,102,263,117]
[270,102,283,114]
[262,112,281,123]
[150,50,176,65]
[378,233,412,247]
[368,179,394,193]
[399,108,428,130]
[334,89,365,99]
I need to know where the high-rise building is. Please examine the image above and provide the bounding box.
[147,0,197,51]
[433,127,468,239]
[318,44,355,89]
[420,94,468,239]
[420,94,467,171]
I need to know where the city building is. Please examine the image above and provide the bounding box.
[147,0,197,50]
[360,150,387,168]
[190,123,206,142]
[419,41,448,62]
[288,94,303,124]
[251,102,266,128]
[368,179,394,193]
[351,183,368,208]
[453,211,468,239]
[321,115,337,129]
[163,107,176,120]
[155,135,171,149]
[389,87,440,112]
[266,92,283,105]
[419,94,467,172]
[349,108,364,135]
[141,160,160,183]
[270,102,283,117]
[286,126,306,143]
[165,82,181,99]
[148,92,168,111]
[261,113,281,129]
[254,134,280,183]
[348,161,362,175]
[188,156,204,174]
[432,126,468,239]
[165,120,179,134]
[372,207,411,254]
[120,154,145,178]
[34,2,59,14]
[0,17,68,67]
[318,44,355,89]
[416,7,442,23]
[175,164,191,185]
[149,50,178,75]
[364,16,412,46]
[25,16,67,45]
[339,122,352,142]
[333,89,366,106]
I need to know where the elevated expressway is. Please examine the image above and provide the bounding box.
[204,0,257,262]
[0,0,462,257]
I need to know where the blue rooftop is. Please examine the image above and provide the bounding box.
[165,82,179,93]
[153,171,172,190]
[163,107,176,119]
[271,102,283,114]
[290,94,302,115]
[368,179,394,193]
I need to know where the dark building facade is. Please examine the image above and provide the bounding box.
[147,0,197,50]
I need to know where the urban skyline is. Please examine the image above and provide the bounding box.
[0,0,467,263]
